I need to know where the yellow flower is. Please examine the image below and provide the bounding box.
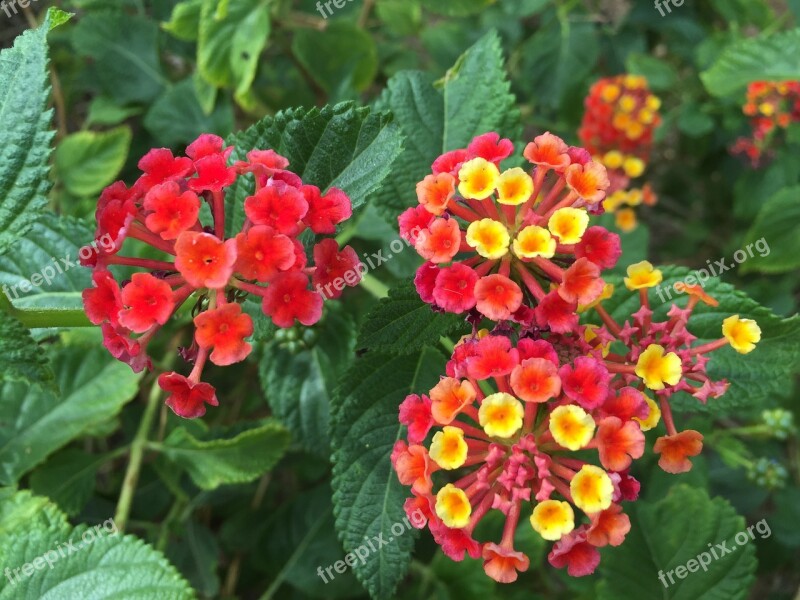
[722,315,761,354]
[497,168,533,206]
[513,225,556,259]
[458,157,499,199]
[530,500,575,541]
[429,426,468,470]
[625,121,645,140]
[638,108,656,125]
[635,344,682,390]
[624,75,647,89]
[570,465,614,514]
[549,405,596,451]
[601,84,621,103]
[466,219,510,259]
[435,484,472,528]
[645,95,662,111]
[615,208,637,232]
[619,95,637,114]
[623,157,646,178]
[548,207,589,245]
[602,151,624,170]
[603,190,628,212]
[624,260,663,290]
[478,392,524,438]
[634,395,661,431]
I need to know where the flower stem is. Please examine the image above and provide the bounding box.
[0,292,93,328]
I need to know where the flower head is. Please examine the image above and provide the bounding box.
[722,315,762,354]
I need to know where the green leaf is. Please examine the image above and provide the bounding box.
[701,29,800,97]
[331,347,447,599]
[292,21,378,95]
[357,283,467,354]
[72,11,167,104]
[0,12,57,257]
[372,30,520,220]
[0,342,142,485]
[0,491,193,599]
[259,306,355,457]
[55,126,132,197]
[198,0,270,99]
[625,53,678,91]
[225,101,404,235]
[740,186,800,274]
[163,0,203,42]
[86,96,143,127]
[29,448,104,516]
[419,0,496,16]
[144,77,235,147]
[597,485,757,600]
[0,213,94,311]
[0,310,54,389]
[166,520,220,598]
[599,265,800,413]
[159,419,290,490]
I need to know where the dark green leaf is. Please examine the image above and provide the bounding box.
[54,126,132,197]
[740,186,800,274]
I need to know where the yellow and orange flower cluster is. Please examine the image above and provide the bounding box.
[732,81,800,166]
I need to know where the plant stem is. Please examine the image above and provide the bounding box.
[0,293,93,328]
[359,272,390,299]
[114,377,164,532]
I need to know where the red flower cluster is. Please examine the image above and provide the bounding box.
[82,134,360,418]
[393,135,762,582]
[400,132,622,324]
[732,81,800,166]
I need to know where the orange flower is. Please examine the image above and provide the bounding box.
[175,231,237,289]
[430,378,477,424]
[417,173,456,216]
[474,274,523,320]
[391,441,435,495]
[595,416,645,472]
[586,504,630,547]
[482,543,530,583]
[524,132,571,171]
[510,357,561,403]
[416,218,462,264]
[653,430,704,474]
[559,258,605,306]
[565,162,610,204]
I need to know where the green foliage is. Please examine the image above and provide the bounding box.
[54,126,132,197]
[29,448,106,517]
[597,485,757,600]
[331,347,447,599]
[159,419,290,490]
[0,11,60,257]
[741,186,800,274]
[372,30,520,220]
[0,311,54,389]
[701,28,800,97]
[357,283,467,354]
[420,0,496,17]
[225,101,403,235]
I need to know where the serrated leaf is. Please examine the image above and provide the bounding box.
[259,306,355,457]
[701,29,800,97]
[357,283,467,354]
[372,30,520,221]
[159,420,290,490]
[55,126,132,197]
[0,12,57,257]
[0,491,193,599]
[225,101,403,236]
[292,21,378,94]
[72,11,167,104]
[331,347,447,599]
[0,343,142,485]
[599,265,800,414]
[597,485,757,600]
[740,186,800,274]
[29,448,105,517]
[0,310,53,389]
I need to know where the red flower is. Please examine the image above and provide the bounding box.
[83,270,122,326]
[194,303,254,366]
[311,238,361,299]
[398,205,434,243]
[431,522,482,561]
[575,226,621,269]
[534,291,578,334]
[101,323,150,373]
[175,231,237,289]
[399,394,434,444]
[595,416,645,471]
[234,225,295,282]
[433,263,478,313]
[244,182,309,235]
[468,132,514,165]
[189,154,236,193]
[118,273,174,333]
[159,372,219,419]
[548,528,601,577]
[416,218,462,264]
[414,262,439,304]
[517,338,559,365]
[262,271,323,327]
[602,387,648,421]
[302,186,352,234]
[559,258,604,306]
[466,335,520,379]
[137,148,194,191]
[186,134,231,161]
[559,356,610,410]
[432,149,468,175]
[246,148,289,172]
[474,274,523,320]
[143,181,201,240]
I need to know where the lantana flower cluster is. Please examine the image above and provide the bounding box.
[399,131,621,324]
[393,132,762,583]
[578,75,662,231]
[731,81,800,166]
[82,134,360,418]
